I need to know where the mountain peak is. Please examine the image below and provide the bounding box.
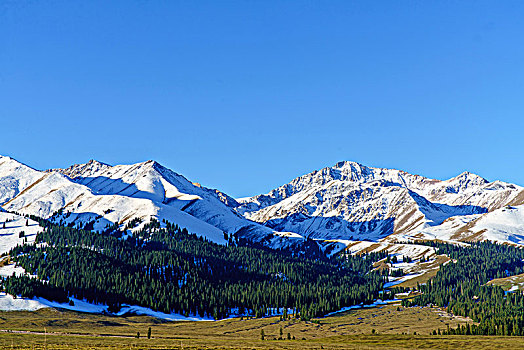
[333,160,364,168]
[0,155,30,167]
[86,159,109,167]
[138,159,163,170]
[51,159,112,179]
[451,171,488,184]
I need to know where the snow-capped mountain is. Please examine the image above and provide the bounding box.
[0,156,302,247]
[1,155,524,258]
[236,161,524,246]
[3,155,524,316]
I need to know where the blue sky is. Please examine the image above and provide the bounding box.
[1,1,523,197]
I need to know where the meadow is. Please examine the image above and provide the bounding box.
[0,304,522,349]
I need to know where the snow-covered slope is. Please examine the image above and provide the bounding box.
[52,159,297,245]
[237,161,523,245]
[0,156,297,246]
[414,205,524,245]
[1,156,523,259]
[0,292,214,320]
[0,156,46,205]
[0,211,40,255]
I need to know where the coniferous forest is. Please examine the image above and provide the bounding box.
[2,217,386,320]
[3,215,524,336]
[402,241,524,335]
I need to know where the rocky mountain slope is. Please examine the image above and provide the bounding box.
[236,161,524,247]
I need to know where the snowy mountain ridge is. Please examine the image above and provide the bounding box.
[236,160,524,247]
[0,155,298,248]
[1,155,524,259]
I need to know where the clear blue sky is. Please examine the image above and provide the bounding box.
[1,1,523,197]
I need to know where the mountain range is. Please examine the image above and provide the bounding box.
[1,155,524,260]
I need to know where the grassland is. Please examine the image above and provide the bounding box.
[396,255,451,289]
[0,304,522,349]
[487,272,524,292]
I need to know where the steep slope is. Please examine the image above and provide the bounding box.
[2,166,227,243]
[1,156,300,246]
[54,159,310,247]
[415,204,524,245]
[0,156,46,205]
[237,161,522,244]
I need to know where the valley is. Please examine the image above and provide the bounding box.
[4,1,523,347]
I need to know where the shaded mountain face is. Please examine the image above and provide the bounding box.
[235,161,524,245]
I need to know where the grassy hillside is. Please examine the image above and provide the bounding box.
[487,273,524,292]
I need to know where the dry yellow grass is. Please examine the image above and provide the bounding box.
[0,257,11,268]
[487,273,524,292]
[396,255,450,288]
[0,304,493,349]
